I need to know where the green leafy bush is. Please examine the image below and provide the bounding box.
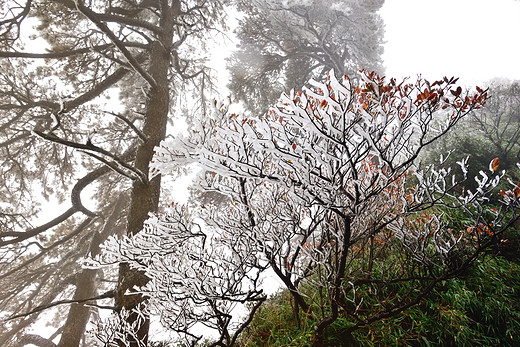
[240,249,520,347]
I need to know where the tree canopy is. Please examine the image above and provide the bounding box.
[228,0,385,115]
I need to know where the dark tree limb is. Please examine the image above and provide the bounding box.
[0,0,32,44]
[71,170,108,217]
[79,150,146,183]
[228,297,266,347]
[33,130,147,183]
[96,12,162,36]
[30,55,145,117]
[0,144,135,247]
[7,290,115,321]
[0,44,113,58]
[0,207,77,247]
[0,275,76,346]
[0,217,94,280]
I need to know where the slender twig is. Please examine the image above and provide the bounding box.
[104,111,147,142]
[73,0,156,88]
[80,150,146,183]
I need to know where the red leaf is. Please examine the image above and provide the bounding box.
[292,143,297,150]
[450,86,462,97]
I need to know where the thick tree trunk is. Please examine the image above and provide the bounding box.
[114,2,177,344]
[56,269,98,347]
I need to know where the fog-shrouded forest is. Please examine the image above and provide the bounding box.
[1,1,519,346]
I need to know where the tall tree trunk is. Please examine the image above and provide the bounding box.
[56,269,98,347]
[114,2,177,344]
[58,194,127,347]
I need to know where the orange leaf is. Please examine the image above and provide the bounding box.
[427,92,438,101]
[489,157,500,172]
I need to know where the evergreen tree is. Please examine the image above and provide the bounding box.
[0,1,227,345]
[228,0,385,115]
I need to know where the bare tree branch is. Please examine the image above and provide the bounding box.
[7,290,115,321]
[104,111,147,142]
[0,44,113,58]
[0,207,77,247]
[33,130,147,183]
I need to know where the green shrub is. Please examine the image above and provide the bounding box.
[354,253,520,346]
[239,250,520,346]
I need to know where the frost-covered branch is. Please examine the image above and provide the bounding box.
[94,70,520,345]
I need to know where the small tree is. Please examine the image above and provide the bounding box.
[470,81,520,168]
[90,70,520,346]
